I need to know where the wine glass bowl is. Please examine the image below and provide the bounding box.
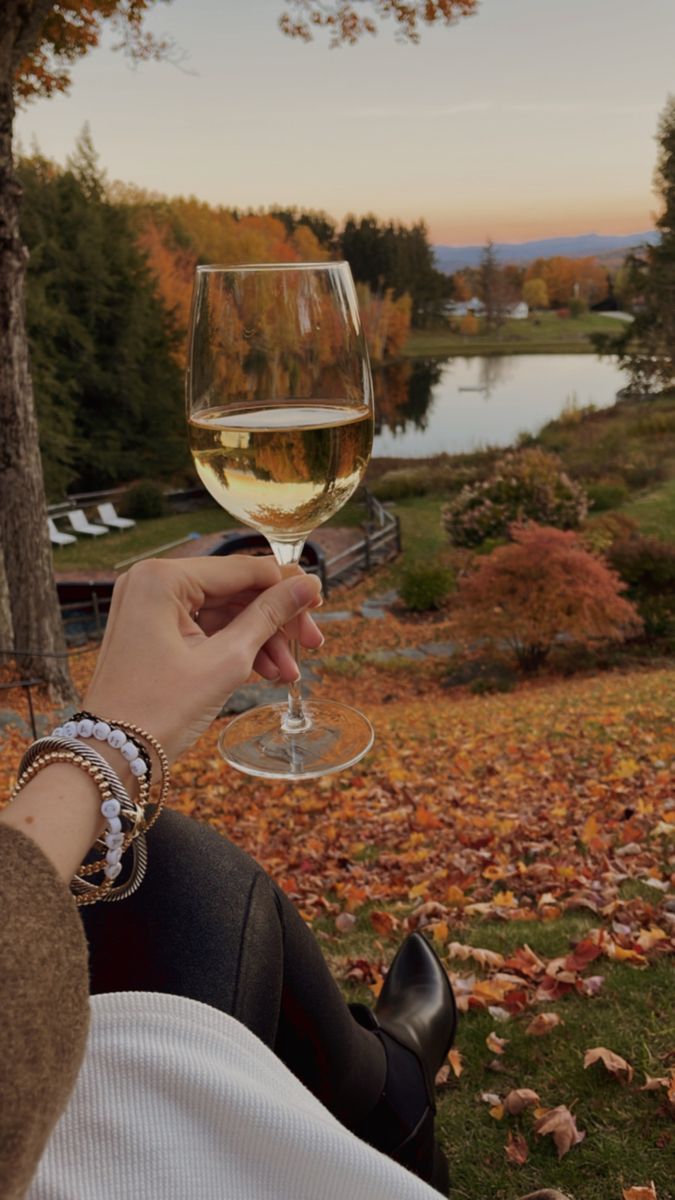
[186,262,375,779]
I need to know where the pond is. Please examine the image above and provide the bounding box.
[372,354,628,458]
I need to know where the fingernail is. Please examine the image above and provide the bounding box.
[292,578,320,608]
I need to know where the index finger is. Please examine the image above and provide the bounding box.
[121,554,284,615]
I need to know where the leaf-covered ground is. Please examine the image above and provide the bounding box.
[1,621,673,1198]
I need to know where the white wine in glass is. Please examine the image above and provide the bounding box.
[186,263,375,779]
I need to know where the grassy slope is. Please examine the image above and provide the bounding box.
[334,910,674,1200]
[622,477,675,542]
[403,313,626,358]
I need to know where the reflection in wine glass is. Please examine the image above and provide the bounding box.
[187,263,375,779]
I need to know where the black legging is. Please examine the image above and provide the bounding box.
[80,809,387,1131]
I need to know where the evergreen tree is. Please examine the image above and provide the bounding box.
[592,96,675,391]
[20,131,186,499]
[340,216,448,327]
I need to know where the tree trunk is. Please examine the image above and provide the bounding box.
[0,57,74,701]
[0,542,13,649]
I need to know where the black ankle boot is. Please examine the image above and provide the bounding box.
[350,932,457,1195]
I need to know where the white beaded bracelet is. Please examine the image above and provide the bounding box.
[53,718,149,780]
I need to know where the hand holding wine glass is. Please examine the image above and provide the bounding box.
[186,262,375,779]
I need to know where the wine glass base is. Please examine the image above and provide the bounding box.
[218,700,374,780]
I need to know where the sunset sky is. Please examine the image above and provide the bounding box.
[15,0,675,244]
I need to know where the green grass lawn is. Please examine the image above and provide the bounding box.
[332,909,674,1200]
[403,313,627,359]
[51,507,235,571]
[52,500,368,572]
[622,477,675,542]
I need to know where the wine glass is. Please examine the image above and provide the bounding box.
[186,262,375,780]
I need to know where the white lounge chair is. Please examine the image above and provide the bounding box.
[48,517,76,547]
[66,508,108,537]
[97,502,135,530]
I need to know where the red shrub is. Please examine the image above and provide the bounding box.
[455,523,642,671]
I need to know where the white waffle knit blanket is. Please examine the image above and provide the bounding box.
[29,991,440,1200]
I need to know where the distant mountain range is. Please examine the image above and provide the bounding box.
[433,232,659,273]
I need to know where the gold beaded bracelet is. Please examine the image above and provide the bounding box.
[14,737,146,905]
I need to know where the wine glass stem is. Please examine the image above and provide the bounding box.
[268,539,311,735]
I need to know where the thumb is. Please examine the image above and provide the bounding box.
[217,573,322,662]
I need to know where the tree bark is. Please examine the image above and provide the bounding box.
[0,543,13,650]
[0,14,74,701]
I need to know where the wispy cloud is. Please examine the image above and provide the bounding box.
[341,101,492,119]
[508,102,658,115]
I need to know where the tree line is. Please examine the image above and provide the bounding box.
[451,243,611,323]
[20,131,454,500]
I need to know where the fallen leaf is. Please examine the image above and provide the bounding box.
[622,1185,657,1200]
[369,910,398,936]
[640,1074,669,1092]
[489,1103,505,1120]
[447,942,505,970]
[584,1046,634,1084]
[503,1088,540,1115]
[434,1064,450,1087]
[487,1005,512,1022]
[448,1047,463,1078]
[565,936,603,971]
[428,919,449,944]
[504,1130,529,1165]
[578,974,605,997]
[486,1031,509,1055]
[581,812,600,844]
[534,1105,586,1158]
[526,1012,563,1037]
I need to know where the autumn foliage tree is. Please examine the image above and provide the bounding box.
[279,0,477,45]
[524,255,608,309]
[455,524,642,672]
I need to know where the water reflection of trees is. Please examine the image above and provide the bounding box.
[475,355,515,398]
[374,359,442,436]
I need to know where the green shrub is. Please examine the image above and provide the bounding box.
[399,564,454,612]
[442,448,588,548]
[587,478,630,512]
[607,534,675,639]
[372,465,473,502]
[581,511,638,554]
[621,455,667,490]
[121,480,166,520]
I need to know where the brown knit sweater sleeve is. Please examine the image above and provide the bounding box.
[0,824,90,1200]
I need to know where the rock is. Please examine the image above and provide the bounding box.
[221,683,290,715]
[419,641,458,658]
[314,610,354,623]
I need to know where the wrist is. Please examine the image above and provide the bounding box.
[1,762,106,882]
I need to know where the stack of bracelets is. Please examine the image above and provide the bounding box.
[10,712,170,906]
